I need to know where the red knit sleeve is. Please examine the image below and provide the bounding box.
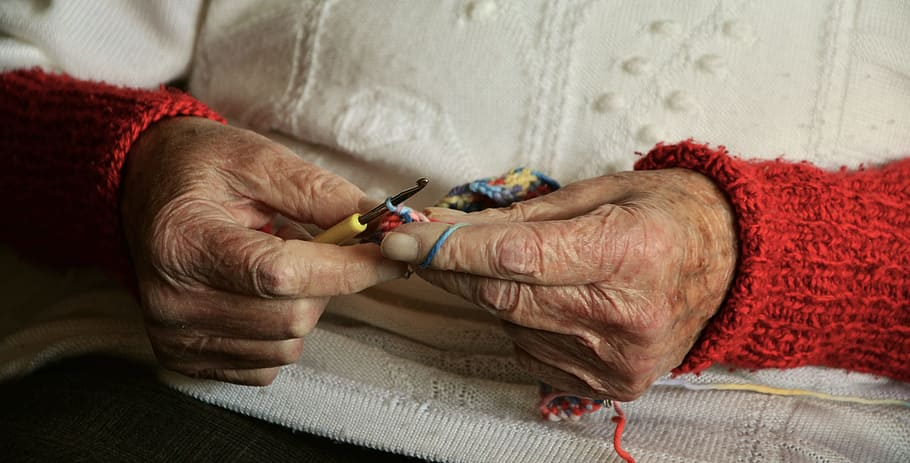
[635,141,910,382]
[0,68,224,280]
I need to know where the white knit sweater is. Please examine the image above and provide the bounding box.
[1,1,908,461]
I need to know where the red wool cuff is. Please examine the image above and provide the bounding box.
[0,68,224,282]
[636,141,910,382]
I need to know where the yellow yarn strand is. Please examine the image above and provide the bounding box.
[656,380,910,407]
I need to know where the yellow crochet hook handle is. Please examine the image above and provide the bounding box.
[312,213,367,244]
[312,178,429,245]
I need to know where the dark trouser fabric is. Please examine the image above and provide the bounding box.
[0,355,421,462]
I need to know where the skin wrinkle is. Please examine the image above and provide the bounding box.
[602,207,636,281]
[476,277,522,314]
[562,337,638,399]
[152,197,231,287]
[513,346,591,393]
[248,240,297,298]
[394,167,739,400]
[171,289,320,340]
[120,117,401,385]
[512,334,610,395]
[496,224,547,281]
[160,336,306,370]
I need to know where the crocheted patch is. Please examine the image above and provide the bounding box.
[434,167,560,211]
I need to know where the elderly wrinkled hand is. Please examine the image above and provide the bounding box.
[121,117,405,386]
[381,169,737,401]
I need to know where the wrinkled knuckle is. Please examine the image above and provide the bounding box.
[493,229,545,280]
[295,169,348,205]
[148,221,186,277]
[475,281,522,313]
[253,254,297,298]
[148,199,208,281]
[330,262,360,294]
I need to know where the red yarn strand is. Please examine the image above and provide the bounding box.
[611,402,634,463]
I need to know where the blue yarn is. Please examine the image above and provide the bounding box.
[386,197,415,223]
[419,223,469,269]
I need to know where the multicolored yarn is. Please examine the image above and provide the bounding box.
[435,167,560,212]
[536,388,634,462]
[537,383,608,421]
[377,198,432,232]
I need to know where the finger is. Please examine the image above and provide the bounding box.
[515,345,646,402]
[152,336,305,371]
[190,367,282,386]
[381,210,636,284]
[514,345,608,399]
[424,174,635,224]
[513,335,643,402]
[230,143,368,228]
[148,293,328,340]
[509,323,660,401]
[194,221,406,297]
[417,268,616,334]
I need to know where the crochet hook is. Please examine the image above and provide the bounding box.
[313,177,430,244]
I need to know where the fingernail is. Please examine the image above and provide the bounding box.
[381,232,420,262]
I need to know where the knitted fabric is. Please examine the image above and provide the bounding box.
[636,141,910,383]
[0,69,224,281]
